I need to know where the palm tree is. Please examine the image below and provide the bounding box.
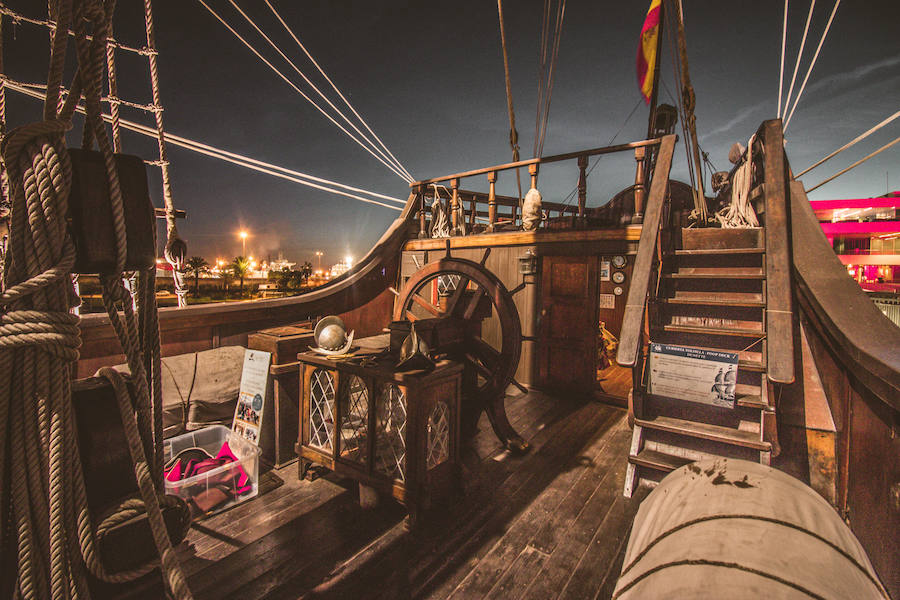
[184,256,209,297]
[231,256,251,297]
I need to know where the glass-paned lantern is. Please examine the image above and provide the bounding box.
[339,375,368,464]
[426,401,450,469]
[309,368,334,452]
[375,384,407,481]
[298,353,463,526]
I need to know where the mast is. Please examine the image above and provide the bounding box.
[646,0,665,140]
[672,0,707,221]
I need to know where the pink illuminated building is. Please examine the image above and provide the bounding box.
[811,191,900,293]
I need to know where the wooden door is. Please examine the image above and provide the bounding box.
[536,255,599,392]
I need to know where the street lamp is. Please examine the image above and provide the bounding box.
[315,251,323,270]
[239,230,248,256]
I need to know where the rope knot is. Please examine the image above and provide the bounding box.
[164,235,187,271]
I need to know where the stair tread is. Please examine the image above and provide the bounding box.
[635,415,771,451]
[676,248,765,256]
[665,296,765,307]
[667,267,765,279]
[662,323,766,337]
[629,448,693,472]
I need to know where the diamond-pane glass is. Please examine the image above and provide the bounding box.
[340,375,368,464]
[436,274,461,296]
[427,401,450,469]
[375,384,407,481]
[309,368,335,452]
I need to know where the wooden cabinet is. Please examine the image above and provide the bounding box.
[296,354,463,524]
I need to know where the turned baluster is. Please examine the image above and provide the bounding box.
[417,184,427,238]
[469,196,477,230]
[487,171,498,232]
[450,178,460,235]
[577,154,588,219]
[632,147,647,224]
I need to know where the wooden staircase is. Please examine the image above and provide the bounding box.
[623,227,778,497]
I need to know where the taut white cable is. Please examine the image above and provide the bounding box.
[195,0,412,183]
[797,109,900,177]
[263,0,414,182]
[782,0,816,118]
[225,0,412,183]
[806,134,900,193]
[784,0,841,131]
[778,0,788,117]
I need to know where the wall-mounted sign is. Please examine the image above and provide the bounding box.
[599,293,616,309]
[600,260,611,281]
[649,343,739,408]
[232,349,272,444]
[612,271,626,284]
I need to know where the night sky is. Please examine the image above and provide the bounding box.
[4,1,900,266]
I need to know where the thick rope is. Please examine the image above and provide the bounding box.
[496,0,523,202]
[716,134,759,228]
[1,1,192,597]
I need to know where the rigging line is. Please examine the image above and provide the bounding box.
[195,0,412,184]
[537,0,566,158]
[784,0,840,131]
[806,134,900,193]
[226,0,412,182]
[263,0,414,182]
[560,98,643,206]
[797,109,900,177]
[781,0,816,119]
[496,0,523,201]
[665,7,697,192]
[533,0,552,158]
[778,0,789,117]
[4,80,406,210]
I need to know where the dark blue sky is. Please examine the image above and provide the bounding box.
[5,1,899,265]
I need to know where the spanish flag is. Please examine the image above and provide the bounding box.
[636,0,662,104]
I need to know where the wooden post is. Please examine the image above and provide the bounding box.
[418,185,427,239]
[469,196,476,230]
[450,178,460,235]
[487,171,498,232]
[577,154,588,219]
[632,146,647,224]
[529,163,539,190]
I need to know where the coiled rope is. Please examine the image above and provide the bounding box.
[0,1,192,598]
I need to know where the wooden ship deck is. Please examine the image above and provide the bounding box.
[175,390,637,600]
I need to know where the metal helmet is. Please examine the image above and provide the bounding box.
[312,316,354,355]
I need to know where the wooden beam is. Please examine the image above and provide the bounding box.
[155,207,186,219]
[403,227,640,251]
[617,134,677,368]
[412,138,663,187]
[762,119,794,384]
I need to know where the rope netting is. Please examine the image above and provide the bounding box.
[1,0,192,598]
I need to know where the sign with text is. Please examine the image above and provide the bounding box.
[649,343,739,408]
[232,349,271,445]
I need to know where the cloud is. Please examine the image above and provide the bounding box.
[801,53,900,97]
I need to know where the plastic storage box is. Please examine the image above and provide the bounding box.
[163,425,260,519]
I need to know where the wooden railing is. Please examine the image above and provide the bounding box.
[760,120,795,384]
[615,134,677,369]
[410,138,665,236]
[789,179,900,597]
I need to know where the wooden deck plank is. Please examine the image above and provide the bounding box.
[445,410,622,598]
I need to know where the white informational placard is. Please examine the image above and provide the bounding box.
[649,343,739,408]
[599,293,616,309]
[232,349,272,445]
[600,260,611,281]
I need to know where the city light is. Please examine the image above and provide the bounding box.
[239,230,249,256]
[345,255,353,267]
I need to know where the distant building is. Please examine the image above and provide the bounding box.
[811,191,899,293]
[267,253,296,275]
[329,260,351,278]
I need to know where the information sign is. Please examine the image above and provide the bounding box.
[232,349,271,444]
[649,343,739,408]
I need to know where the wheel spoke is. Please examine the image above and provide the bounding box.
[443,275,471,317]
[411,292,441,317]
[405,310,418,322]
[462,286,486,320]
[470,336,500,370]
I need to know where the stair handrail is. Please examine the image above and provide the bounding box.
[617,134,677,368]
[759,119,795,384]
